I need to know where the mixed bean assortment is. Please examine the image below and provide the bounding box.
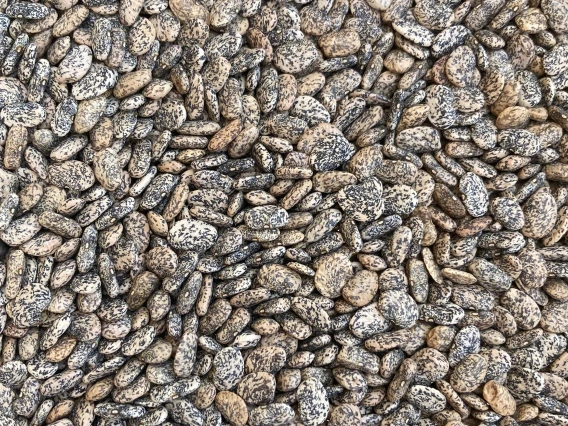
[1,0,568,424]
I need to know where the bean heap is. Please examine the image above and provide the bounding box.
[2,0,568,425]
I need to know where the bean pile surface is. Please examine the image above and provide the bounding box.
[2,0,568,425]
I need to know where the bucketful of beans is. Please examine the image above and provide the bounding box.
[1,0,568,425]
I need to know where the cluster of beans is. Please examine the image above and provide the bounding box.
[2,0,568,425]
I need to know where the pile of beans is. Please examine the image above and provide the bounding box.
[2,0,568,425]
